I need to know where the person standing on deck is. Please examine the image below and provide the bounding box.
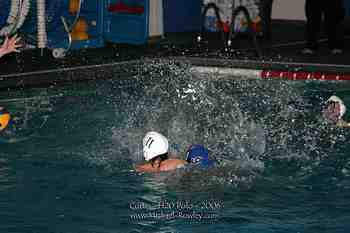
[302,0,345,55]
[260,0,274,40]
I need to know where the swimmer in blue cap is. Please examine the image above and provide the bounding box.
[186,144,216,169]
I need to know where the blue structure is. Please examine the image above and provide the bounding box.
[163,0,202,32]
[20,0,74,49]
[1,0,150,53]
[64,0,105,49]
[346,0,350,17]
[0,1,11,27]
[22,0,104,50]
[104,0,149,44]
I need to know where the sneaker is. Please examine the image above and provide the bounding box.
[301,47,315,55]
[330,48,343,55]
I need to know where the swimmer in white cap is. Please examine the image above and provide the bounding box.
[322,95,350,128]
[0,35,21,58]
[135,131,188,173]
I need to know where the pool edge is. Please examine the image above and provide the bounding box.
[1,57,350,90]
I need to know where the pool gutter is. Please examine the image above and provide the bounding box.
[1,57,350,91]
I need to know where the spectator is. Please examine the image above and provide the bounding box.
[260,0,274,40]
[302,0,345,55]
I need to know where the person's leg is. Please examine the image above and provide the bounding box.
[304,0,322,51]
[260,0,273,39]
[324,0,345,51]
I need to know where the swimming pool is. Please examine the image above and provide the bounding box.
[1,59,350,233]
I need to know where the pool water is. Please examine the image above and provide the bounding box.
[1,60,350,233]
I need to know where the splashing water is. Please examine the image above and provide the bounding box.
[1,59,349,189]
[83,59,344,187]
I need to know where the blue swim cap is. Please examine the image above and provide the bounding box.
[186,145,216,168]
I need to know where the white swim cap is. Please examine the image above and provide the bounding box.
[327,95,346,119]
[143,131,169,161]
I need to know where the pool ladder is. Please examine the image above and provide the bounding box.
[197,0,262,57]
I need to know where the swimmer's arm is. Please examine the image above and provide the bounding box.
[175,159,188,168]
[159,159,188,172]
[134,163,159,173]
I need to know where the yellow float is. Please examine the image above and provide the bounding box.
[0,107,11,131]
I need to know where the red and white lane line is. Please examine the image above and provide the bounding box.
[1,59,350,81]
[190,66,261,80]
[261,70,350,80]
[191,66,350,81]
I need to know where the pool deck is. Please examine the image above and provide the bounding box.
[1,20,350,89]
